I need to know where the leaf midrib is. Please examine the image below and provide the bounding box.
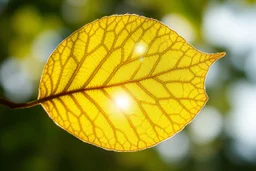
[38,56,217,104]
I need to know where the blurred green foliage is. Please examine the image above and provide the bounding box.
[0,0,256,171]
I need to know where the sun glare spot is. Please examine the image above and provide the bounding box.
[135,42,147,55]
[114,94,130,110]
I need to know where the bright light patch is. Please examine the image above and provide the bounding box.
[162,14,195,42]
[226,81,256,162]
[189,107,223,144]
[135,42,147,55]
[156,132,190,164]
[114,94,130,110]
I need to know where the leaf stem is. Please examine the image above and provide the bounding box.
[0,97,40,109]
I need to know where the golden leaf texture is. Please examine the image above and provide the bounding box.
[37,14,225,151]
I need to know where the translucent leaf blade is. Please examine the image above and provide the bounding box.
[38,14,225,151]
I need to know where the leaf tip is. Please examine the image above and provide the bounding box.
[207,52,226,63]
[214,52,226,59]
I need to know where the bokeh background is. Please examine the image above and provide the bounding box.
[0,0,256,170]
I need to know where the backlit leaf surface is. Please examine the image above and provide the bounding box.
[38,14,225,151]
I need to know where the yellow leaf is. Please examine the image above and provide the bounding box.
[0,14,225,152]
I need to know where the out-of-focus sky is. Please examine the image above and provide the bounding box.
[0,0,256,171]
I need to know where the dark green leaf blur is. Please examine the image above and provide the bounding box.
[0,0,256,170]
